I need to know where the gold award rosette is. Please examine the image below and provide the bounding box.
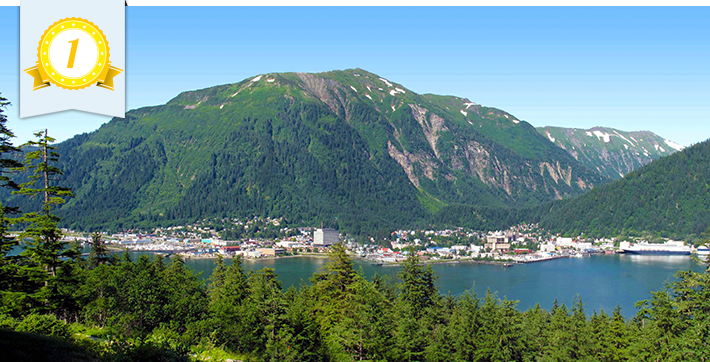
[24,18,123,91]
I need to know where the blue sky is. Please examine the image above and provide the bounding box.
[1,7,708,146]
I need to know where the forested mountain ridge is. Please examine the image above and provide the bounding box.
[537,126,684,180]
[7,69,607,232]
[534,138,710,239]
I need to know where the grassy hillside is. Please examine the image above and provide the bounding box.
[537,126,684,180]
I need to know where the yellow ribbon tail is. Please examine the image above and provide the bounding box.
[24,66,51,91]
[96,66,123,91]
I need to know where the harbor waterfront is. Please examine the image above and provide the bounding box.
[129,251,705,318]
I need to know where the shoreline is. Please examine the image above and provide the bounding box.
[376,258,516,267]
[181,253,330,261]
[119,250,519,267]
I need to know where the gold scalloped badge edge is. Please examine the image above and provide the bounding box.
[36,17,111,90]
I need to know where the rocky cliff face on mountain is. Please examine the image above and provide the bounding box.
[537,126,684,180]
[8,69,608,232]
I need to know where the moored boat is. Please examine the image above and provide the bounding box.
[622,240,691,255]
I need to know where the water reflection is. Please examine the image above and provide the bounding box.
[622,254,695,268]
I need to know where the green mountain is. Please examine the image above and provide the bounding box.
[9,69,607,233]
[537,126,684,180]
[535,138,710,240]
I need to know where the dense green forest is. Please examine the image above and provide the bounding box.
[2,94,710,361]
[3,243,710,362]
[533,139,710,241]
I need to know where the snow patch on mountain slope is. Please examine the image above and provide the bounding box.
[592,130,611,143]
[379,78,394,87]
[350,86,357,92]
[463,102,477,109]
[460,110,467,116]
[365,94,372,100]
[613,131,635,146]
[664,139,685,151]
[546,131,555,143]
[252,75,262,82]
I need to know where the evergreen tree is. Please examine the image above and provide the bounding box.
[446,291,482,362]
[76,263,117,328]
[309,243,360,360]
[0,93,22,191]
[473,291,524,362]
[207,255,249,351]
[87,232,111,268]
[161,255,207,333]
[13,130,75,315]
[521,303,550,361]
[606,306,630,361]
[0,94,24,316]
[397,250,439,316]
[242,268,286,357]
[569,296,594,360]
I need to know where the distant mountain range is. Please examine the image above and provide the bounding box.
[536,126,685,180]
[4,68,612,233]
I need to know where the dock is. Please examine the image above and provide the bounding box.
[517,255,569,264]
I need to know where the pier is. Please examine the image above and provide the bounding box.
[517,255,569,264]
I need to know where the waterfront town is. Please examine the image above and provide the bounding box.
[57,217,706,266]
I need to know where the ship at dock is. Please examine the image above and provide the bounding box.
[621,240,691,255]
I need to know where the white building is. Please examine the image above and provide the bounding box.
[391,241,411,250]
[314,228,339,246]
[276,241,304,248]
[573,242,594,250]
[556,237,574,247]
[540,242,557,253]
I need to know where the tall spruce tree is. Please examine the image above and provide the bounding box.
[13,129,75,314]
[397,250,439,316]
